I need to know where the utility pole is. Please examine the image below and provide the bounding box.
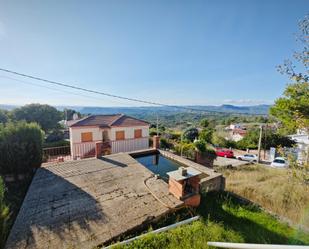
[257,125,263,163]
[263,124,267,160]
[181,132,183,158]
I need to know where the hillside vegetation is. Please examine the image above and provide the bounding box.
[109,192,309,248]
[223,165,309,229]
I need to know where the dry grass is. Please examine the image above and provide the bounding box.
[223,165,309,229]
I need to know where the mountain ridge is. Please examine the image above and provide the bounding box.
[0,104,270,115]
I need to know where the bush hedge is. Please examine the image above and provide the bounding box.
[0,177,9,248]
[0,122,44,176]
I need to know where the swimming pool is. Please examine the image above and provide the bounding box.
[134,153,182,181]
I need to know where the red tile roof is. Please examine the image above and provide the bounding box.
[69,114,149,128]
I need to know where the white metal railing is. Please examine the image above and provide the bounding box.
[207,242,309,249]
[70,137,149,159]
[111,137,149,154]
[72,141,97,159]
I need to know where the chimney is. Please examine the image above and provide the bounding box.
[95,141,103,158]
[153,135,160,149]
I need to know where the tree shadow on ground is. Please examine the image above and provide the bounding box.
[197,191,308,245]
[5,167,107,249]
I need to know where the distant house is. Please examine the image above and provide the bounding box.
[225,124,247,142]
[69,114,149,159]
[289,129,309,164]
[230,128,247,142]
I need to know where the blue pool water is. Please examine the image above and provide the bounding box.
[135,154,181,181]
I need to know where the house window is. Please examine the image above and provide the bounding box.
[116,130,125,140]
[134,129,142,138]
[81,132,93,142]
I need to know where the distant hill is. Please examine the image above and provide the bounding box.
[58,104,271,115]
[0,104,18,111]
[0,104,271,115]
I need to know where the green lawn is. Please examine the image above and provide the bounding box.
[109,192,309,249]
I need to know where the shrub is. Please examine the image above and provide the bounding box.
[0,177,9,248]
[212,133,236,148]
[183,127,199,142]
[194,140,206,152]
[43,140,70,148]
[0,122,44,176]
[199,128,213,143]
[200,118,209,128]
[174,142,196,160]
[165,131,181,141]
[235,129,295,150]
[160,138,173,150]
[203,148,217,160]
[45,130,65,143]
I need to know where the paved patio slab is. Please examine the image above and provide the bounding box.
[5,153,182,249]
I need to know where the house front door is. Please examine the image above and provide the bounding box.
[102,130,109,142]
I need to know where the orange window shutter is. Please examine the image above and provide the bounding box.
[81,132,93,142]
[116,131,125,140]
[134,129,142,138]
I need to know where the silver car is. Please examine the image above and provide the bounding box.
[236,154,258,162]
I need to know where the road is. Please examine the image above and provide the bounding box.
[214,157,252,168]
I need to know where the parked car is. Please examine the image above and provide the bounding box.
[236,154,257,162]
[271,157,288,168]
[216,148,234,158]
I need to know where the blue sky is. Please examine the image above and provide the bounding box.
[0,0,308,107]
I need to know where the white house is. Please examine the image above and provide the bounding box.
[69,114,149,159]
[226,123,245,130]
[289,129,309,164]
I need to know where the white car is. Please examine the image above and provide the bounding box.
[236,154,258,162]
[271,157,288,168]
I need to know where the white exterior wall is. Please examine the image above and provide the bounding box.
[69,125,149,158]
[110,126,149,153]
[69,127,103,159]
[70,126,149,143]
[110,126,149,140]
[69,127,102,144]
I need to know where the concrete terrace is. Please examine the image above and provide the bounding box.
[6,153,183,249]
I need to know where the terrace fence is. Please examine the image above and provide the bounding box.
[43,137,150,163]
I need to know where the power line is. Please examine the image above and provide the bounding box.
[0,75,138,107]
[0,68,199,111]
[0,67,265,115]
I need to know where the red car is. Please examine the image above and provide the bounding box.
[216,148,234,158]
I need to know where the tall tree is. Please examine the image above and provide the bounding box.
[200,118,209,128]
[12,104,62,132]
[0,110,8,124]
[183,127,199,142]
[63,108,81,121]
[270,14,309,134]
